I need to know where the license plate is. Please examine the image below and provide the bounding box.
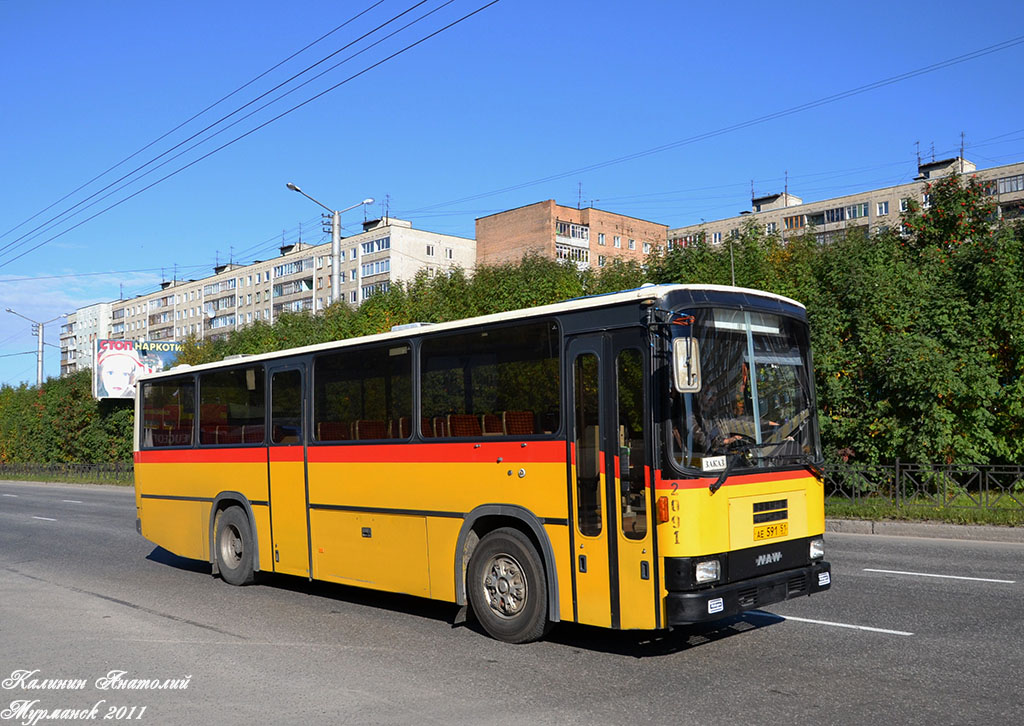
[753,522,788,541]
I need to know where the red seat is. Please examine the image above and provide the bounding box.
[318,421,352,441]
[503,410,535,436]
[448,414,482,438]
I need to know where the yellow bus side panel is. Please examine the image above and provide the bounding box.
[137,497,207,562]
[135,461,270,565]
[543,523,573,623]
[269,460,309,576]
[310,509,430,597]
[306,461,567,517]
[251,505,273,574]
[425,517,461,603]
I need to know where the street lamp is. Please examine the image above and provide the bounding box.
[5,308,66,386]
[285,183,373,308]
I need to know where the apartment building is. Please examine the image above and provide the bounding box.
[59,301,111,376]
[668,158,1024,246]
[88,217,474,352]
[475,200,668,271]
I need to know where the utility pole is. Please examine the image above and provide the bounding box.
[6,308,66,386]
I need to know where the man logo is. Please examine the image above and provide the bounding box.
[755,551,783,567]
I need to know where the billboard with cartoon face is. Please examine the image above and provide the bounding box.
[94,339,182,400]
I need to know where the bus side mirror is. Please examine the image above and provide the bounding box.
[673,337,701,393]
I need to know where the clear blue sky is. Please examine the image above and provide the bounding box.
[1,0,1022,386]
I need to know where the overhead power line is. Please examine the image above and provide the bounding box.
[0,0,387,246]
[0,0,435,264]
[0,0,500,272]
[404,33,1024,214]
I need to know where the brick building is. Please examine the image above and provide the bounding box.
[475,200,669,271]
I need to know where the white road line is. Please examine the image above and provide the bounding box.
[31,516,57,522]
[2,494,18,497]
[61,500,83,504]
[864,568,1016,584]
[779,614,914,636]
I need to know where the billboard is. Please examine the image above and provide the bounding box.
[94,339,183,400]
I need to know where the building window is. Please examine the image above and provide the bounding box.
[877,201,889,216]
[846,202,869,219]
[784,214,805,231]
[556,244,590,263]
[426,245,435,257]
[922,193,931,209]
[765,222,778,234]
[598,233,606,246]
[711,232,722,244]
[998,174,1024,194]
[628,238,635,250]
[613,236,621,248]
[643,242,651,254]
[598,255,606,267]
[556,221,590,240]
[899,198,910,212]
[824,207,846,224]
[446,248,453,260]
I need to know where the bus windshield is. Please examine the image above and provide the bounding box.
[669,307,820,472]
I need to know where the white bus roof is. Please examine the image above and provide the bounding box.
[139,283,804,382]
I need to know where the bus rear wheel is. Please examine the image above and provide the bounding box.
[215,506,255,586]
[468,528,549,643]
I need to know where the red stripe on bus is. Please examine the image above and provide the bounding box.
[655,468,813,491]
[307,440,566,464]
[134,440,567,466]
[135,448,269,465]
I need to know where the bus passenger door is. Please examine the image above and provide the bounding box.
[268,365,310,577]
[568,332,657,630]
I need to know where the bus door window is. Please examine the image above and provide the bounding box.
[616,349,646,539]
[272,369,303,444]
[573,352,602,536]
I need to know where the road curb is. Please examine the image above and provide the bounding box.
[827,518,1024,544]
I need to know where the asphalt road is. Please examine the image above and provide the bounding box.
[1,480,1021,726]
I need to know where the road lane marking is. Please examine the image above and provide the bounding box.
[777,614,913,636]
[31,516,57,522]
[2,494,18,497]
[864,568,1015,584]
[61,499,83,504]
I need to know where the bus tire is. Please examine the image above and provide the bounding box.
[468,527,549,643]
[215,506,255,586]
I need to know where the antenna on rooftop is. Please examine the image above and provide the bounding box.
[577,182,582,210]
[915,141,921,167]
[960,132,965,172]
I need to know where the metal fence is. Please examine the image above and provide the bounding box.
[825,460,1024,511]
[0,461,134,484]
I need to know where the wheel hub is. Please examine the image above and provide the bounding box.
[482,554,527,618]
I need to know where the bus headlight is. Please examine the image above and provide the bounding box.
[695,559,720,583]
[809,538,825,560]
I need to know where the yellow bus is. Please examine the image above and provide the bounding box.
[134,284,831,643]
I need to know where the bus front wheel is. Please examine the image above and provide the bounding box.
[468,527,549,643]
[215,506,255,586]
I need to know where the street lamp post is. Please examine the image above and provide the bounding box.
[286,183,373,308]
[6,308,66,386]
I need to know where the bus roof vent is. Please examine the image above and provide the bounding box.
[391,322,434,332]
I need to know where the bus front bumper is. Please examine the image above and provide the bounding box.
[665,561,831,625]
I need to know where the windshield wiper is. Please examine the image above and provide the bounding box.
[708,440,764,494]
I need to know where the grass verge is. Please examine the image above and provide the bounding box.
[826,496,1024,527]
